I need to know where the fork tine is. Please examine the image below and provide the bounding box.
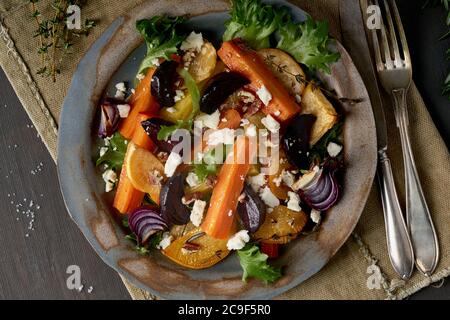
[382,0,402,67]
[374,0,394,69]
[389,0,411,66]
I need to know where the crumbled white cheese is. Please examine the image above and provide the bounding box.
[157,232,173,250]
[180,31,204,52]
[164,152,183,177]
[151,58,160,67]
[117,104,130,118]
[274,110,281,117]
[186,172,200,187]
[190,200,207,227]
[280,170,295,188]
[196,110,220,129]
[327,142,343,157]
[245,124,257,137]
[99,147,108,157]
[166,107,176,113]
[273,175,282,187]
[295,94,302,104]
[261,114,280,133]
[114,90,125,100]
[102,169,117,193]
[287,191,302,212]
[256,85,273,106]
[226,230,250,251]
[136,73,146,81]
[174,89,185,103]
[240,118,250,126]
[115,82,126,93]
[247,173,266,193]
[311,209,321,224]
[207,128,235,146]
[259,186,280,208]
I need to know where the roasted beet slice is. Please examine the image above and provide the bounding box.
[151,60,179,108]
[282,114,316,170]
[200,72,250,114]
[237,183,266,233]
[160,173,191,226]
[141,118,180,153]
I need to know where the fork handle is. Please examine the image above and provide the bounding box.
[378,149,414,279]
[392,89,440,276]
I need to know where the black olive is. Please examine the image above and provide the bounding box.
[282,114,317,170]
[151,60,179,108]
[237,183,266,233]
[200,72,250,114]
[160,173,191,226]
[141,118,181,154]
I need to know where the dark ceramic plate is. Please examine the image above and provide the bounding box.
[57,0,377,299]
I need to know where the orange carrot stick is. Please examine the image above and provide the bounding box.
[119,68,159,139]
[218,39,300,123]
[218,109,242,129]
[201,136,256,239]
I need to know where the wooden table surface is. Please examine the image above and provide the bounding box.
[0,1,449,300]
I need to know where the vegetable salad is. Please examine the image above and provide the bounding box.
[96,0,344,284]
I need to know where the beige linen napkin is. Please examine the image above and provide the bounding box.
[1,0,449,300]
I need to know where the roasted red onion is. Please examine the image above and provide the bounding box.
[128,206,168,244]
[98,99,121,138]
[298,167,340,211]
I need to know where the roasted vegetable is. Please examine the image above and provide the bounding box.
[253,205,308,244]
[258,48,306,96]
[98,99,121,138]
[187,42,217,83]
[218,109,242,129]
[301,83,338,146]
[128,206,168,244]
[200,72,250,114]
[151,60,179,108]
[141,117,180,153]
[267,154,293,200]
[218,39,300,122]
[162,228,230,269]
[125,141,165,204]
[237,183,266,233]
[160,173,191,226]
[282,114,316,170]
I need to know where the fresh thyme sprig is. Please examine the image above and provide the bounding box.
[29,0,96,82]
[264,54,363,105]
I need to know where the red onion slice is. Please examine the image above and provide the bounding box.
[128,206,168,244]
[299,169,340,211]
[98,100,121,138]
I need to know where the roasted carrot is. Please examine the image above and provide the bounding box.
[218,39,300,122]
[201,136,256,239]
[119,68,159,139]
[113,113,156,214]
[218,109,242,129]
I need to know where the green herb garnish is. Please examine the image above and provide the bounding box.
[96,132,128,170]
[237,244,282,284]
[179,69,201,119]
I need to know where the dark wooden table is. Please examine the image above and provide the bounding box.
[0,1,449,300]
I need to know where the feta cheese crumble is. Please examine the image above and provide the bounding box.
[261,114,280,133]
[190,200,207,227]
[280,170,295,188]
[102,169,117,193]
[196,110,220,129]
[327,142,343,157]
[117,104,130,118]
[287,191,302,212]
[247,173,266,193]
[256,85,273,106]
[180,31,204,52]
[245,124,257,137]
[99,147,108,157]
[227,230,250,251]
[114,82,126,100]
[311,209,322,224]
[164,152,182,177]
[207,128,235,146]
[259,186,280,208]
[186,172,200,187]
[157,232,173,250]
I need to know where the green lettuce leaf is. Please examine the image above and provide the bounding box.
[276,16,340,73]
[157,119,193,141]
[223,0,287,49]
[179,69,200,118]
[237,244,282,284]
[136,16,186,75]
[96,132,128,170]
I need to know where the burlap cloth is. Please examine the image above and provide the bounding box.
[0,0,448,300]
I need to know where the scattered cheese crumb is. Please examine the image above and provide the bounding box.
[196,110,220,129]
[240,118,250,126]
[295,94,302,104]
[207,128,235,146]
[256,85,273,106]
[247,173,266,193]
[157,232,173,250]
[287,192,302,212]
[274,110,281,117]
[261,114,280,133]
[190,200,207,227]
[186,172,200,187]
[174,89,185,102]
[136,73,145,81]
[245,124,257,137]
[166,107,176,113]
[164,152,183,177]
[87,286,94,294]
[180,31,204,52]
[227,230,250,250]
[327,142,343,157]
[311,209,321,224]
[117,104,130,118]
[115,82,126,93]
[280,170,295,188]
[102,169,117,193]
[259,186,280,208]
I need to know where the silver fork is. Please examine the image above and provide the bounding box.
[370,0,439,276]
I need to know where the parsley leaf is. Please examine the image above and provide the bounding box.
[96,132,128,170]
[179,69,200,118]
[193,145,229,181]
[223,0,287,49]
[276,16,340,73]
[136,16,186,75]
[237,244,282,284]
[125,232,163,255]
[157,119,193,141]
